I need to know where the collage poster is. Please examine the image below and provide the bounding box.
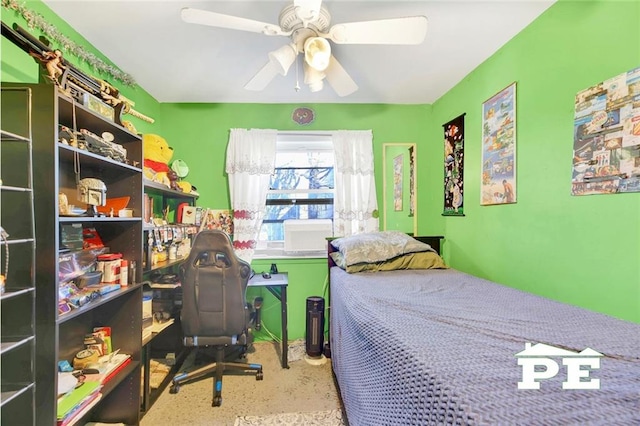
[199,209,234,237]
[408,145,415,216]
[443,114,465,216]
[572,67,640,195]
[393,154,403,211]
[481,83,517,205]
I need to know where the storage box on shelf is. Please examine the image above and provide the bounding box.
[3,82,144,425]
[0,87,37,425]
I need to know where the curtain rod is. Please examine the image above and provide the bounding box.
[278,130,334,137]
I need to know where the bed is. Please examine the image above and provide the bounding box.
[327,232,640,425]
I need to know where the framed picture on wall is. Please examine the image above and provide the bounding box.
[481,82,517,205]
[443,113,465,216]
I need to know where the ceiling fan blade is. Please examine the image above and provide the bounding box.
[181,7,289,36]
[244,61,280,91]
[325,55,358,97]
[324,16,428,45]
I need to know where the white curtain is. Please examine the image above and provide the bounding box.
[332,130,379,236]
[225,128,277,263]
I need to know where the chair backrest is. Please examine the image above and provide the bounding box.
[179,230,251,339]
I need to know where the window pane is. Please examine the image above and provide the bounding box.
[274,151,334,168]
[269,167,334,190]
[259,142,335,243]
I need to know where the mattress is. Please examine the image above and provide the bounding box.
[329,267,640,425]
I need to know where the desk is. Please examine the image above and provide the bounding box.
[248,272,289,369]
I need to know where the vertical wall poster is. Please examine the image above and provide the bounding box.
[443,113,465,216]
[408,145,416,216]
[571,66,640,195]
[393,154,403,211]
[481,83,517,205]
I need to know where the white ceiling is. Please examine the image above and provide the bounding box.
[42,0,555,104]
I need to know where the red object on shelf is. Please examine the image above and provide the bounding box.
[176,202,189,223]
[96,196,130,215]
[102,357,132,384]
[82,227,105,249]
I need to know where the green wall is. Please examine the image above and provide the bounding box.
[2,0,638,340]
[157,103,430,208]
[1,1,161,136]
[383,143,417,234]
[156,102,431,340]
[427,0,640,323]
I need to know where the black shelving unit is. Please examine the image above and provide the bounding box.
[140,182,196,416]
[1,87,37,425]
[3,82,144,425]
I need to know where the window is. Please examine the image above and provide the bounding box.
[258,133,334,245]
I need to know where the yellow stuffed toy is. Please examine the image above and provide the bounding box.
[143,134,174,188]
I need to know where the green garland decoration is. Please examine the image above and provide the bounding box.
[1,0,136,86]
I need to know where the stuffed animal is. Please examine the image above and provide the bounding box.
[169,159,194,194]
[167,169,179,191]
[176,181,192,194]
[143,134,173,187]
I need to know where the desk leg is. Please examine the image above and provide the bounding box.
[281,285,289,369]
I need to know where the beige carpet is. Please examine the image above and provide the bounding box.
[234,409,344,425]
[140,341,342,426]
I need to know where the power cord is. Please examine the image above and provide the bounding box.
[257,322,281,343]
[1,227,9,288]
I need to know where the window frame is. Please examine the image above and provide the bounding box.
[254,132,335,258]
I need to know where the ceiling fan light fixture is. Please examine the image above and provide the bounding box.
[268,43,298,76]
[304,37,331,71]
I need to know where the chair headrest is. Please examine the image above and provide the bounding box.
[183,230,250,279]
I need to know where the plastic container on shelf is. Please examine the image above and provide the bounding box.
[96,253,122,283]
[120,260,128,286]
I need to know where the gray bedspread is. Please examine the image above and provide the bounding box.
[329,267,640,425]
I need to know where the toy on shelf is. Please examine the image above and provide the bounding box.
[170,159,194,194]
[143,134,173,188]
[77,178,107,217]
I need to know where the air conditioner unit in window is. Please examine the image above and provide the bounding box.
[284,219,333,254]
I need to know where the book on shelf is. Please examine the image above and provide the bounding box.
[102,356,132,384]
[57,381,101,421]
[82,352,132,384]
[57,392,102,426]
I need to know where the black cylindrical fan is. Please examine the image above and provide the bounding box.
[305,296,325,358]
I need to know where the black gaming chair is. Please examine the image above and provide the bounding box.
[169,230,263,406]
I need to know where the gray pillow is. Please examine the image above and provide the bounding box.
[331,231,433,266]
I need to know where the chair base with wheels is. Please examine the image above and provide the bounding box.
[169,340,263,407]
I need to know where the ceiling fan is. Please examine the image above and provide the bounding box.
[181,0,428,97]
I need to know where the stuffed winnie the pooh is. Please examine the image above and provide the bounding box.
[143,134,173,188]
